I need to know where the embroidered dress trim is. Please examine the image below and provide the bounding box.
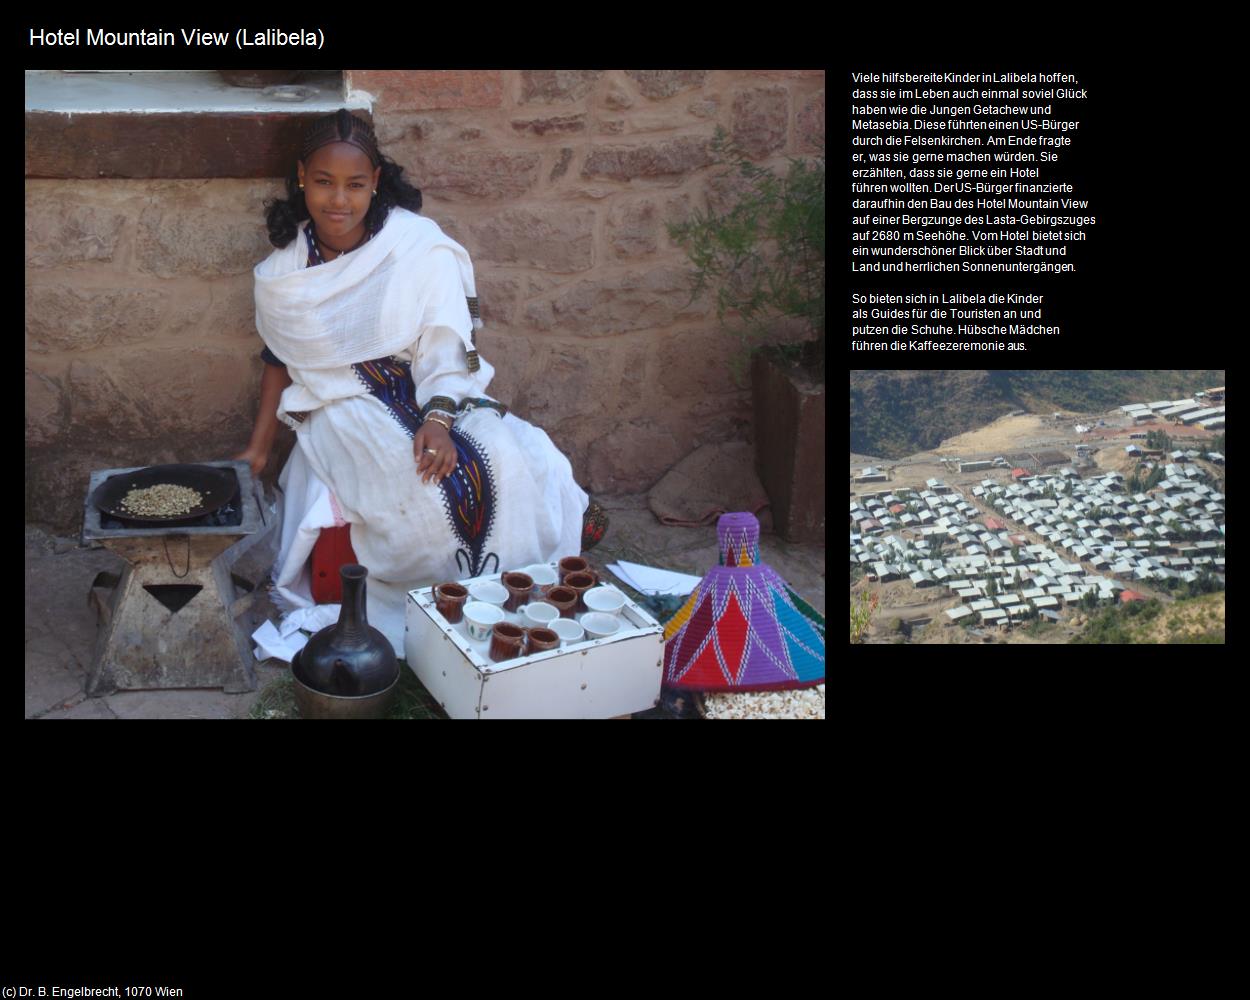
[352,357,423,438]
[421,396,458,420]
[458,397,508,419]
[465,298,481,370]
[294,224,499,579]
[439,426,499,579]
[348,352,500,577]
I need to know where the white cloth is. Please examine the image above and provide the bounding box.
[254,206,483,371]
[250,605,341,664]
[257,208,588,657]
[251,620,308,663]
[606,560,703,597]
[255,210,495,429]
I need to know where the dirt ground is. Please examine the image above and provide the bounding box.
[932,413,1077,455]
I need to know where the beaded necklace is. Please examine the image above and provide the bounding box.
[305,220,375,266]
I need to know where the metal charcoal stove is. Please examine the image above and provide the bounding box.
[81,460,277,695]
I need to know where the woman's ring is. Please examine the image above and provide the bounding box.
[424,447,439,455]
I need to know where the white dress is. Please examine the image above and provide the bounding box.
[261,217,587,657]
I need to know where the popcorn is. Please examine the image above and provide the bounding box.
[701,683,824,720]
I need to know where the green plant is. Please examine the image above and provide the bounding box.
[248,664,445,720]
[851,589,878,643]
[667,125,824,384]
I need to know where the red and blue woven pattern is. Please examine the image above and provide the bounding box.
[662,513,824,692]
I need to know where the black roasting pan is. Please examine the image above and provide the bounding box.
[90,463,239,525]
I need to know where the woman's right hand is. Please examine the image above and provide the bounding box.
[232,445,268,479]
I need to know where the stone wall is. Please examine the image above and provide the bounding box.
[25,69,824,532]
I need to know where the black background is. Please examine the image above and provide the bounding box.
[848,60,1108,351]
[844,48,1221,367]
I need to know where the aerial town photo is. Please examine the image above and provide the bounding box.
[850,370,1225,644]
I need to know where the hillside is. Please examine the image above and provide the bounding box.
[850,370,1225,459]
[1070,593,1226,644]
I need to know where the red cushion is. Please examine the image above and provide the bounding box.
[310,525,358,604]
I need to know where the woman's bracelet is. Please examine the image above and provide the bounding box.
[425,412,454,432]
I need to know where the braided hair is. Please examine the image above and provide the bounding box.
[264,108,423,248]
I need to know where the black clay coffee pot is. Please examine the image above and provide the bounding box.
[294,565,399,696]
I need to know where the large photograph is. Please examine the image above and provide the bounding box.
[851,371,1225,644]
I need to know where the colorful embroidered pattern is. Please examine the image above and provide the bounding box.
[458,397,508,419]
[582,499,609,551]
[422,396,458,420]
[351,355,498,578]
[304,226,498,578]
[352,357,425,437]
[440,427,499,579]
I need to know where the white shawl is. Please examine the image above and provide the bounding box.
[253,207,483,371]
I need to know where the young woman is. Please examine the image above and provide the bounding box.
[235,109,602,655]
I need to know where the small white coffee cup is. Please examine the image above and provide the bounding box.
[463,601,504,641]
[583,586,626,617]
[468,580,508,607]
[522,602,560,628]
[523,563,559,590]
[581,613,620,640]
[548,618,585,645]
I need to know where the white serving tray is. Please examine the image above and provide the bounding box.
[404,565,664,719]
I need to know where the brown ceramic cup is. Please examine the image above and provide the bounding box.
[562,570,598,611]
[433,582,469,624]
[525,627,560,654]
[500,571,535,612]
[489,621,526,662]
[541,585,579,618]
[558,556,590,582]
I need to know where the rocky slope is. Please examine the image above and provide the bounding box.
[849,370,1225,459]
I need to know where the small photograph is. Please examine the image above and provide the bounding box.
[850,370,1225,644]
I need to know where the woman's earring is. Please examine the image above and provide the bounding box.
[299,183,305,190]
[372,189,378,196]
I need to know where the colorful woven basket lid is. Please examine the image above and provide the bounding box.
[662,512,825,692]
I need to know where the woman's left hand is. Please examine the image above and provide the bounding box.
[413,420,457,484]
